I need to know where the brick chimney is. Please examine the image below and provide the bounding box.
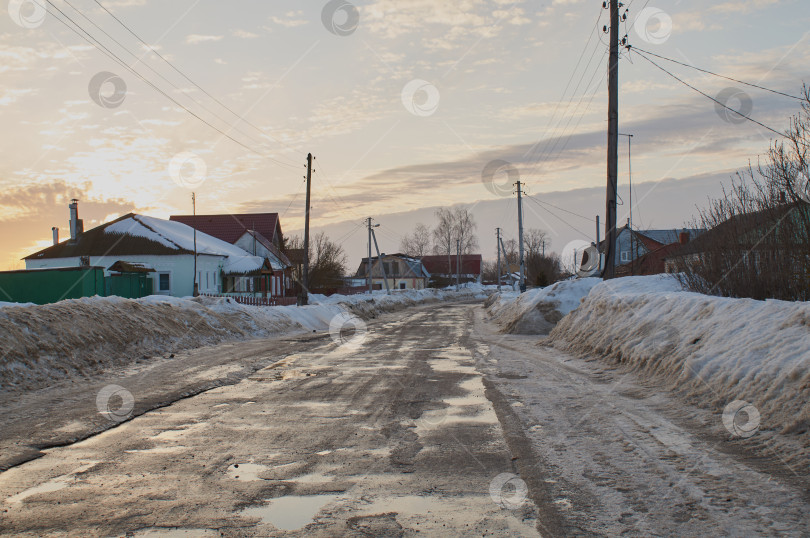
[679,231,690,244]
[69,199,83,240]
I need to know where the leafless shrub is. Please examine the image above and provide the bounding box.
[671,87,810,301]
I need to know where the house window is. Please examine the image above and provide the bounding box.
[383,262,390,275]
[399,282,406,290]
[620,251,630,262]
[158,272,170,293]
[206,272,210,289]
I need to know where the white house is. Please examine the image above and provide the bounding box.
[25,207,266,298]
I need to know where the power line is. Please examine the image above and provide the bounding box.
[44,0,301,169]
[525,194,596,223]
[62,0,297,167]
[525,195,593,239]
[629,46,802,101]
[92,0,303,161]
[632,48,784,136]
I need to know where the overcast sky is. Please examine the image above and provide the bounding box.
[1,0,808,269]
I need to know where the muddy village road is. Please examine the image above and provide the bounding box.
[1,301,808,537]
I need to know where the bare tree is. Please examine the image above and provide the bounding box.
[287,232,347,289]
[453,207,479,255]
[671,86,810,301]
[400,223,431,257]
[432,208,455,274]
[523,228,549,259]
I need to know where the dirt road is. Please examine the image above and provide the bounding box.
[1,301,807,536]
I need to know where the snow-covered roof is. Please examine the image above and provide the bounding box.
[222,255,267,275]
[104,215,252,258]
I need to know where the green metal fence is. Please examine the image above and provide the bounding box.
[0,267,152,305]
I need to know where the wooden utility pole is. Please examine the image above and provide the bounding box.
[192,192,198,297]
[299,153,312,306]
[371,225,390,294]
[496,227,502,291]
[516,180,526,292]
[603,0,620,279]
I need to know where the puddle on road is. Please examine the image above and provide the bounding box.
[5,462,97,504]
[130,528,218,537]
[228,463,270,481]
[240,495,339,530]
[361,495,436,515]
[125,445,188,455]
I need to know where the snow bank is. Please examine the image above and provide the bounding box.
[549,275,810,441]
[0,287,489,393]
[486,278,602,334]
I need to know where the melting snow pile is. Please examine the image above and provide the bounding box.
[486,278,602,334]
[0,287,489,393]
[549,275,810,446]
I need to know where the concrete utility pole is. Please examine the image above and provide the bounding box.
[498,235,509,289]
[192,192,198,297]
[496,227,502,291]
[596,215,601,272]
[456,239,460,291]
[367,217,373,294]
[603,0,620,280]
[370,225,390,294]
[515,180,526,293]
[299,153,313,306]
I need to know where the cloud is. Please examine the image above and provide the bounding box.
[268,11,308,28]
[185,34,224,44]
[233,29,259,39]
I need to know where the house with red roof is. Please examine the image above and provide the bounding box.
[420,254,483,285]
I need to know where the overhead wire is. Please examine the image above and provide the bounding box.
[92,0,305,161]
[632,48,784,136]
[44,0,302,170]
[629,46,802,101]
[525,196,594,239]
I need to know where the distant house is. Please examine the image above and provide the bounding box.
[170,212,293,296]
[598,225,705,275]
[420,254,483,285]
[24,207,266,298]
[355,253,430,290]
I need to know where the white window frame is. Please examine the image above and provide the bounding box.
[620,251,630,262]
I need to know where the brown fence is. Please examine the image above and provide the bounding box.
[201,294,298,307]
[311,285,369,297]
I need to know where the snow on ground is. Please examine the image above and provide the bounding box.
[548,275,810,447]
[0,286,490,394]
[485,278,601,334]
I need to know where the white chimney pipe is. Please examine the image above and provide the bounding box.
[52,227,59,245]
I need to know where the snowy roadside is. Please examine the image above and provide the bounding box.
[0,286,491,394]
[486,275,810,468]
